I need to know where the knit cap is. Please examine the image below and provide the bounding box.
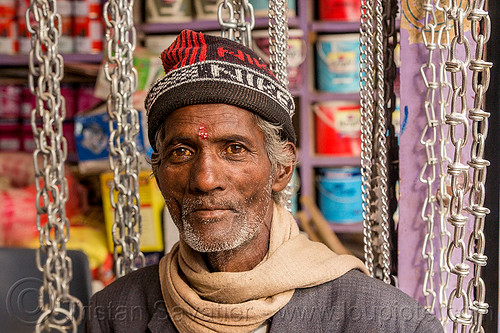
[145,29,296,152]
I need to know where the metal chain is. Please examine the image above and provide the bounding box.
[218,0,255,47]
[372,0,391,284]
[268,0,289,87]
[381,0,398,285]
[444,0,473,329]
[435,0,453,326]
[466,0,492,331]
[103,0,145,278]
[27,0,83,331]
[359,0,376,276]
[419,0,439,313]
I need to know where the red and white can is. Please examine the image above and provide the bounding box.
[0,0,15,17]
[0,85,21,119]
[0,121,21,152]
[16,0,30,18]
[58,0,74,53]
[73,0,102,20]
[0,17,18,54]
[73,16,103,54]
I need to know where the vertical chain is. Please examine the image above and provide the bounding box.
[218,0,255,47]
[466,0,492,331]
[359,0,376,277]
[373,0,391,284]
[444,0,473,330]
[27,0,83,331]
[268,0,289,86]
[419,0,439,313]
[103,0,145,278]
[381,0,398,285]
[436,0,453,326]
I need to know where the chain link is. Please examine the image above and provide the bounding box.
[444,0,473,329]
[27,0,83,331]
[359,0,376,277]
[435,0,453,326]
[419,0,439,313]
[465,0,492,331]
[218,0,255,47]
[103,0,145,278]
[268,0,289,86]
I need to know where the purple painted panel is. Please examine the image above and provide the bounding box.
[398,26,475,328]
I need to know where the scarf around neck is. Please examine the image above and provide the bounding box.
[159,204,368,333]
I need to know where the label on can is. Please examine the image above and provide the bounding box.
[74,0,102,19]
[74,17,103,54]
[0,18,18,54]
[0,0,16,17]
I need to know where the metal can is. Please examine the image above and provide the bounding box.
[0,0,15,18]
[73,0,102,20]
[73,17,103,54]
[0,17,18,55]
[58,0,74,53]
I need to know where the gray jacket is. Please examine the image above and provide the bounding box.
[85,264,443,332]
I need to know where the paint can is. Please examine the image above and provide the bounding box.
[0,0,15,17]
[0,85,21,119]
[0,121,21,152]
[20,87,36,119]
[252,29,305,89]
[145,34,179,54]
[0,17,18,55]
[73,0,101,20]
[193,0,220,20]
[317,167,362,224]
[315,34,360,93]
[249,0,296,17]
[58,0,74,54]
[313,101,361,156]
[145,0,192,23]
[74,17,103,54]
[318,0,360,21]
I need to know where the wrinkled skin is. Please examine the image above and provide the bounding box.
[155,104,294,272]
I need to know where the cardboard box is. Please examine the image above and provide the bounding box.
[100,171,164,253]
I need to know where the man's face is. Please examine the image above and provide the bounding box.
[155,104,278,253]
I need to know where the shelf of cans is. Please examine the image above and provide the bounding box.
[0,0,104,57]
[0,83,101,157]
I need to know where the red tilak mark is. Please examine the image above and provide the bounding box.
[198,124,208,140]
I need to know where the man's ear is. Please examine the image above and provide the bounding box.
[272,143,297,192]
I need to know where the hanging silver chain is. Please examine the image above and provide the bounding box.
[103,0,144,278]
[444,0,473,329]
[435,0,453,326]
[466,0,491,331]
[218,0,255,47]
[372,0,391,284]
[419,0,439,313]
[27,0,83,331]
[360,0,376,276]
[268,0,289,87]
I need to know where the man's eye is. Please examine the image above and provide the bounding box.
[171,147,192,157]
[225,144,246,154]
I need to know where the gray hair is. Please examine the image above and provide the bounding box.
[150,113,296,206]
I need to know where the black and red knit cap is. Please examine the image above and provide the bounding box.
[145,29,296,152]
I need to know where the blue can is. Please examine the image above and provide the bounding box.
[316,34,360,93]
[317,167,362,224]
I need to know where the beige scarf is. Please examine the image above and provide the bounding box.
[159,204,368,333]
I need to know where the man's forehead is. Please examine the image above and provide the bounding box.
[161,104,260,138]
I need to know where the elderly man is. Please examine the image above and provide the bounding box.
[85,30,442,332]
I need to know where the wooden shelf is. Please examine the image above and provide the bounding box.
[329,222,363,234]
[0,53,103,66]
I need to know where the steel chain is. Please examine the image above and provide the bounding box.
[466,0,492,331]
[268,0,289,86]
[444,0,473,329]
[103,0,145,278]
[218,0,255,47]
[435,0,453,326]
[27,0,83,331]
[359,0,376,276]
[419,0,439,313]
[372,0,391,284]
[381,0,398,285]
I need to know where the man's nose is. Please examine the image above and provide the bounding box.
[189,152,225,194]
